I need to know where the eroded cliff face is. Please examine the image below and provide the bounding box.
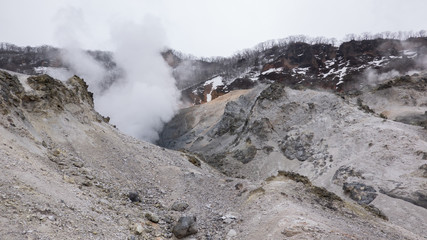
[159,73,427,237]
[1,71,424,239]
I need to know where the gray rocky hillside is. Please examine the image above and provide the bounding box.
[159,72,427,238]
[1,69,426,239]
[1,33,427,239]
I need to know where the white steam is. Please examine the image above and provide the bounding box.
[52,7,107,95]
[55,10,180,142]
[61,49,107,95]
[96,19,180,141]
[417,55,427,69]
[362,68,400,86]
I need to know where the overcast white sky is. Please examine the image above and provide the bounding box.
[1,0,426,57]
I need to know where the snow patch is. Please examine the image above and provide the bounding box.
[320,61,349,82]
[336,66,348,82]
[403,50,417,58]
[204,76,223,89]
[261,67,283,75]
[321,68,336,79]
[204,76,224,102]
[368,57,388,67]
[324,60,335,69]
[292,67,310,75]
[358,64,367,70]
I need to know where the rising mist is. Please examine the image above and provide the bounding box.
[55,9,180,142]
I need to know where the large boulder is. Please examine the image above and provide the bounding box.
[172,216,198,239]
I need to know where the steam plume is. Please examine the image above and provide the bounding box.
[362,68,400,86]
[55,9,180,142]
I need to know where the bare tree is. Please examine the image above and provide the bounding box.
[344,33,357,41]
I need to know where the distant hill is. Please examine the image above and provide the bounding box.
[2,35,427,105]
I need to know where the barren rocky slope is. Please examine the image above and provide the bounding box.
[1,69,425,240]
[160,73,427,239]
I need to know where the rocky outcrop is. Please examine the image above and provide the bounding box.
[0,71,25,114]
[24,74,94,112]
[279,132,330,162]
[1,71,95,114]
[343,182,378,205]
